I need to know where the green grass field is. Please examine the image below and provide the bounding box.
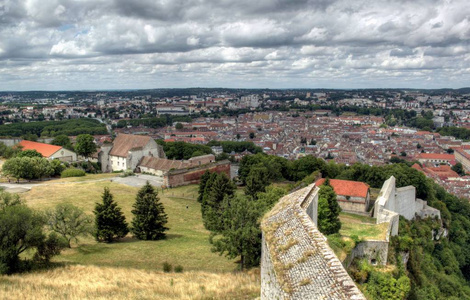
[339,212,388,241]
[23,178,239,273]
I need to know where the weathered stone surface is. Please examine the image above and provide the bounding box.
[261,184,366,300]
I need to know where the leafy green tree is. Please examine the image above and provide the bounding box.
[318,179,341,235]
[175,122,184,130]
[362,267,411,300]
[0,143,20,158]
[46,204,93,248]
[16,149,43,158]
[75,134,96,158]
[51,134,73,150]
[2,157,53,181]
[210,194,263,269]
[244,164,270,199]
[94,187,129,242]
[131,182,168,240]
[452,162,465,176]
[249,132,255,139]
[256,186,287,211]
[201,173,235,232]
[50,159,66,176]
[0,192,65,274]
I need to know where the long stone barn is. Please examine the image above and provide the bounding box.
[137,154,231,188]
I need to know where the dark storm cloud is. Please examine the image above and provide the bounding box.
[0,0,469,90]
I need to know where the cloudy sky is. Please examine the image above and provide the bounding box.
[1,0,469,91]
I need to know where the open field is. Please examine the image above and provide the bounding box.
[22,179,239,272]
[339,212,388,241]
[0,265,260,300]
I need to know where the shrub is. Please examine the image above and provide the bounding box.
[163,262,172,273]
[120,170,135,177]
[61,168,86,178]
[174,265,183,273]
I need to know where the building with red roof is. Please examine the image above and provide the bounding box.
[455,148,470,173]
[416,153,455,165]
[17,140,77,162]
[315,178,370,214]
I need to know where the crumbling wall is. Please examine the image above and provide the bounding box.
[345,240,390,267]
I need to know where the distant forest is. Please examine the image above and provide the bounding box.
[0,119,107,138]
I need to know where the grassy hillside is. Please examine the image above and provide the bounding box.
[22,178,239,272]
[0,265,260,299]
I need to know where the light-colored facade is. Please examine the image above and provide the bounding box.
[98,134,165,172]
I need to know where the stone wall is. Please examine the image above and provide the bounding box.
[261,184,366,300]
[374,176,439,237]
[337,195,368,214]
[345,240,390,267]
[0,138,22,147]
[165,161,230,188]
[260,235,288,300]
[98,144,112,172]
[395,186,416,220]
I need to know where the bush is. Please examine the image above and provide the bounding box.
[163,262,172,272]
[174,265,183,273]
[120,170,135,177]
[61,168,86,178]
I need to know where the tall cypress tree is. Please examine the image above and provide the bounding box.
[318,178,341,235]
[131,182,168,240]
[94,187,129,242]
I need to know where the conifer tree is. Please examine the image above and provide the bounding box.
[202,173,235,232]
[131,182,168,240]
[318,178,342,235]
[94,187,129,242]
[197,170,212,203]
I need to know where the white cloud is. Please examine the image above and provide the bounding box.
[0,0,469,90]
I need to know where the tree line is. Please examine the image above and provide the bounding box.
[0,118,107,138]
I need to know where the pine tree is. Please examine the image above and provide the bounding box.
[202,173,235,232]
[318,178,341,235]
[197,170,212,203]
[94,187,129,242]
[131,182,168,240]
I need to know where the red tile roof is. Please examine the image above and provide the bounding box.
[17,140,62,158]
[315,178,370,198]
[109,134,152,158]
[416,153,455,160]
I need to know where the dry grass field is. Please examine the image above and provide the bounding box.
[0,265,260,300]
[0,176,261,299]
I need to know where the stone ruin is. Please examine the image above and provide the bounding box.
[260,184,366,300]
[374,176,441,236]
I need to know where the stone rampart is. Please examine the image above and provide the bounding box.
[165,161,230,187]
[261,184,365,300]
[374,176,439,237]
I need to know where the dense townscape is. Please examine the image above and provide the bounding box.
[2,88,470,201]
